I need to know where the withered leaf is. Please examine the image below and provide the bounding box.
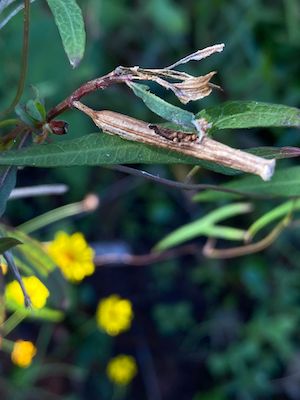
[166,43,225,70]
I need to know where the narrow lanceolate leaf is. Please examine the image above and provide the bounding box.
[249,146,300,159]
[0,132,241,173]
[154,203,250,251]
[246,199,300,241]
[127,82,196,129]
[46,0,86,68]
[0,166,17,217]
[197,101,300,131]
[4,302,64,321]
[0,237,22,254]
[194,165,300,202]
[0,227,56,276]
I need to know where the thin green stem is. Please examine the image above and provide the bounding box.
[1,311,26,336]
[0,119,19,128]
[0,0,30,117]
[17,195,98,233]
[0,337,14,352]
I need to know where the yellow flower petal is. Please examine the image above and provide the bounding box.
[106,355,137,385]
[11,340,37,368]
[5,276,49,309]
[96,295,133,336]
[47,231,95,283]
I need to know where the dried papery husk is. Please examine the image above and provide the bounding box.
[166,44,225,69]
[171,72,219,104]
[73,101,275,181]
[116,44,225,104]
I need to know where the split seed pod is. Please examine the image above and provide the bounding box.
[73,101,275,181]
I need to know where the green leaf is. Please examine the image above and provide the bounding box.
[194,166,300,202]
[154,203,250,251]
[0,132,296,177]
[26,99,46,122]
[128,82,196,129]
[198,101,300,130]
[5,301,64,321]
[0,227,56,277]
[246,199,300,240]
[46,0,86,68]
[0,133,241,174]
[0,237,22,254]
[15,104,35,127]
[0,166,17,217]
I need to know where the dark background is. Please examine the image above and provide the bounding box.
[1,0,300,399]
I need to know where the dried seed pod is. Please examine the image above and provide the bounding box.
[73,101,275,181]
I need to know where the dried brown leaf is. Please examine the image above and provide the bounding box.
[166,43,225,70]
[170,72,219,104]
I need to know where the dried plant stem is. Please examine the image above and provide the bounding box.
[73,102,275,181]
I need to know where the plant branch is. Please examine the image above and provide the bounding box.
[203,214,291,258]
[46,44,224,121]
[0,118,19,128]
[0,0,35,30]
[9,184,68,199]
[107,165,279,199]
[0,0,30,117]
[94,244,199,267]
[46,69,134,121]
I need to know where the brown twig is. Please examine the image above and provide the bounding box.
[46,70,133,121]
[94,244,199,267]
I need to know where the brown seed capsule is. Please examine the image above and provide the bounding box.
[72,101,276,181]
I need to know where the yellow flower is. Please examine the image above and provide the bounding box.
[106,355,137,385]
[0,261,8,275]
[11,340,37,368]
[5,276,49,309]
[96,295,133,336]
[47,232,95,283]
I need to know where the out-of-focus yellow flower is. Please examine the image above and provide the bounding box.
[96,295,133,336]
[0,261,8,275]
[5,276,49,309]
[47,232,95,283]
[11,340,37,368]
[106,355,137,385]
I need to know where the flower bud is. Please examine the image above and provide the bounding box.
[47,120,69,135]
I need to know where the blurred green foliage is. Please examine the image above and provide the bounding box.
[1,0,300,399]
